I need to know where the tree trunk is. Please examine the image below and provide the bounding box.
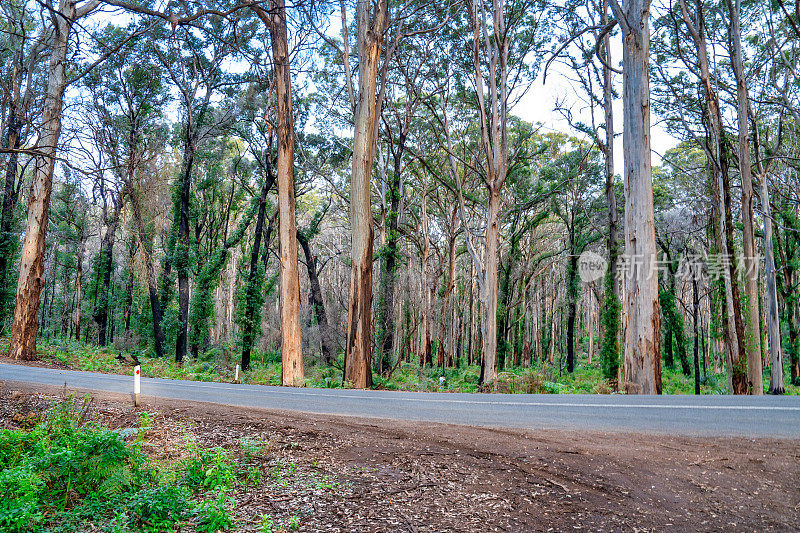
[693,277,701,394]
[468,261,476,365]
[268,0,304,386]
[74,244,83,341]
[240,173,272,370]
[678,0,746,394]
[129,191,166,358]
[599,0,620,383]
[419,185,431,368]
[377,133,404,371]
[343,0,387,389]
[722,157,749,394]
[615,0,662,394]
[95,202,122,346]
[8,0,85,360]
[566,250,578,373]
[481,187,501,384]
[298,232,335,365]
[726,0,762,394]
[762,177,783,394]
[123,266,133,335]
[0,117,23,327]
[664,317,674,370]
[175,147,194,363]
[587,290,594,365]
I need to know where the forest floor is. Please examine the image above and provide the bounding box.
[2,381,799,532]
[7,337,797,395]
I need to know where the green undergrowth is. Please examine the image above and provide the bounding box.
[8,337,799,395]
[0,395,265,532]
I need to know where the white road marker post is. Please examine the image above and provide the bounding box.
[134,365,141,407]
[234,364,240,383]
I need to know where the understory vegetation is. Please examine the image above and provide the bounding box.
[0,394,338,532]
[14,337,799,396]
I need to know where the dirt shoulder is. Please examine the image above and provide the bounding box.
[2,380,798,532]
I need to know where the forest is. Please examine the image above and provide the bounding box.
[0,0,798,396]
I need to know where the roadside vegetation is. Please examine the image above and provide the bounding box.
[8,337,797,395]
[0,394,341,532]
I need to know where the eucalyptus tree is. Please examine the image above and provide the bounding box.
[547,0,622,384]
[651,0,757,393]
[763,2,800,387]
[234,78,278,371]
[247,0,307,385]
[80,27,170,347]
[340,0,389,388]
[452,0,550,384]
[0,0,48,328]
[725,0,762,393]
[188,139,251,357]
[608,0,662,393]
[375,18,440,375]
[149,11,246,363]
[48,169,90,340]
[297,200,337,366]
[9,0,107,360]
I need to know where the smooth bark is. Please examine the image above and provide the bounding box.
[611,0,662,393]
[762,176,783,394]
[726,0,762,393]
[343,0,388,389]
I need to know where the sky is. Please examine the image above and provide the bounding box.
[516,49,678,170]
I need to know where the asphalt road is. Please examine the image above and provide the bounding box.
[2,362,799,437]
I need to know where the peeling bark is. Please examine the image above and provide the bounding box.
[8,0,98,360]
[613,0,662,393]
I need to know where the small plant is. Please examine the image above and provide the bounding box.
[260,513,276,533]
[127,485,190,532]
[194,488,235,532]
[136,412,153,443]
[244,465,262,488]
[182,442,236,492]
[240,437,264,462]
[311,474,340,492]
[287,515,301,530]
[271,460,297,481]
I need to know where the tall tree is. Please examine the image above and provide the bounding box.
[725,0,762,394]
[670,0,748,394]
[0,0,47,328]
[342,0,389,388]
[8,0,99,360]
[609,0,662,393]
[249,0,305,385]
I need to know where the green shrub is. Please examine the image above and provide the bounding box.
[182,442,236,492]
[127,485,190,532]
[0,397,145,532]
[194,488,235,532]
[0,464,44,531]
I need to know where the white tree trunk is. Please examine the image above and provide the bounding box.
[726,0,762,394]
[762,176,783,394]
[614,0,662,394]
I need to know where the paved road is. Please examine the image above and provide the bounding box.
[2,362,799,437]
